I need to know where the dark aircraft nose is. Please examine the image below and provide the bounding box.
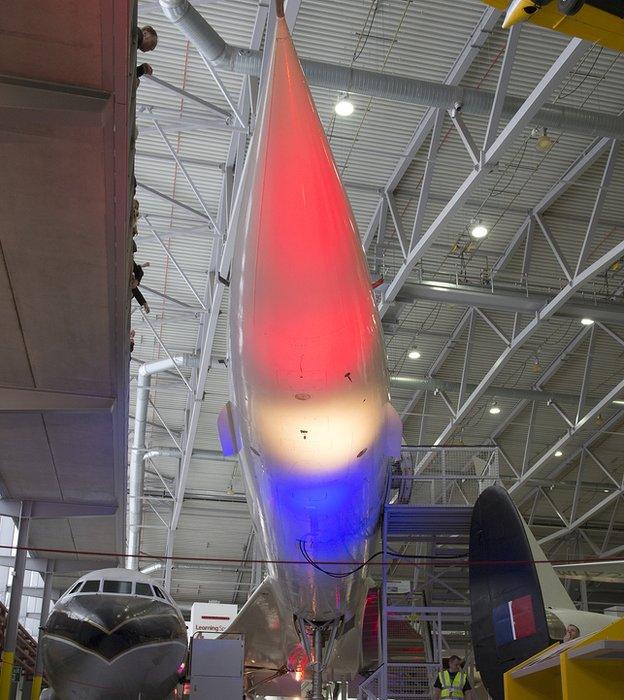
[45,595,186,661]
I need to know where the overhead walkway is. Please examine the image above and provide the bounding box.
[0,2,135,694]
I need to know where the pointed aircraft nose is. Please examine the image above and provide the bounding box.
[502,0,541,29]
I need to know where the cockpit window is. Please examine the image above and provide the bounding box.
[103,580,133,594]
[153,586,165,599]
[67,582,82,595]
[81,579,100,593]
[135,582,153,597]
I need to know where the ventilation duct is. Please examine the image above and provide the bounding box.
[160,0,624,139]
[127,354,200,570]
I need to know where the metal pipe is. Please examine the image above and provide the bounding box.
[127,354,199,569]
[140,561,252,574]
[159,0,624,139]
[143,447,235,461]
[312,625,323,700]
[0,501,31,700]
[389,376,596,404]
[397,280,624,326]
[30,561,54,700]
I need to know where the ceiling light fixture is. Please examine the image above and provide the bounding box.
[580,317,594,326]
[334,94,354,117]
[489,401,501,415]
[536,127,554,152]
[408,347,421,360]
[554,449,563,457]
[470,222,489,239]
[613,400,624,406]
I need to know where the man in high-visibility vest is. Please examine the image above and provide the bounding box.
[433,655,473,699]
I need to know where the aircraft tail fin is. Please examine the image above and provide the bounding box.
[469,485,554,700]
[469,486,612,699]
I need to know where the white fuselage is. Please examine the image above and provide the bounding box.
[226,16,400,623]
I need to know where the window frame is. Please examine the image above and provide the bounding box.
[80,579,101,593]
[135,582,154,598]
[102,580,134,595]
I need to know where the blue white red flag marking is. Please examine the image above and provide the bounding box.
[493,594,537,645]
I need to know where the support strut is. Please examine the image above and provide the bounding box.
[312,625,323,700]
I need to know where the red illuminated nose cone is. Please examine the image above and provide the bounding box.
[238,3,386,389]
[228,0,393,476]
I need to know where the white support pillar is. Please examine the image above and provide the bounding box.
[0,501,32,700]
[30,561,54,700]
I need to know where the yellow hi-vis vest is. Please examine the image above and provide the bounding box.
[438,670,466,698]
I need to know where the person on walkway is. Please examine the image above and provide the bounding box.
[433,655,472,699]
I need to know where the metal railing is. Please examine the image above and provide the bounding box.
[359,663,440,699]
[391,445,499,506]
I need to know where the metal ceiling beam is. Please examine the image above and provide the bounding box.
[137,182,214,223]
[540,487,624,546]
[410,108,445,251]
[428,237,624,455]
[136,111,240,135]
[135,149,224,171]
[366,6,501,258]
[484,24,521,152]
[161,3,624,140]
[533,214,572,281]
[379,38,590,317]
[149,122,222,234]
[142,74,232,118]
[398,309,473,422]
[392,375,597,405]
[396,281,624,325]
[509,374,624,497]
[515,409,624,510]
[168,1,274,538]
[575,139,620,276]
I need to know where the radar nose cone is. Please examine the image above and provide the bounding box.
[502,0,539,29]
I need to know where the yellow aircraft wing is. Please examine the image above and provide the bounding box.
[483,0,624,52]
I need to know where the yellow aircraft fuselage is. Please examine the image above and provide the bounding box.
[483,0,624,52]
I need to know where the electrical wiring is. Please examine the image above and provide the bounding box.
[557,46,604,101]
[298,540,468,580]
[299,540,384,578]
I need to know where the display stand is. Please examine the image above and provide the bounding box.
[504,617,624,700]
